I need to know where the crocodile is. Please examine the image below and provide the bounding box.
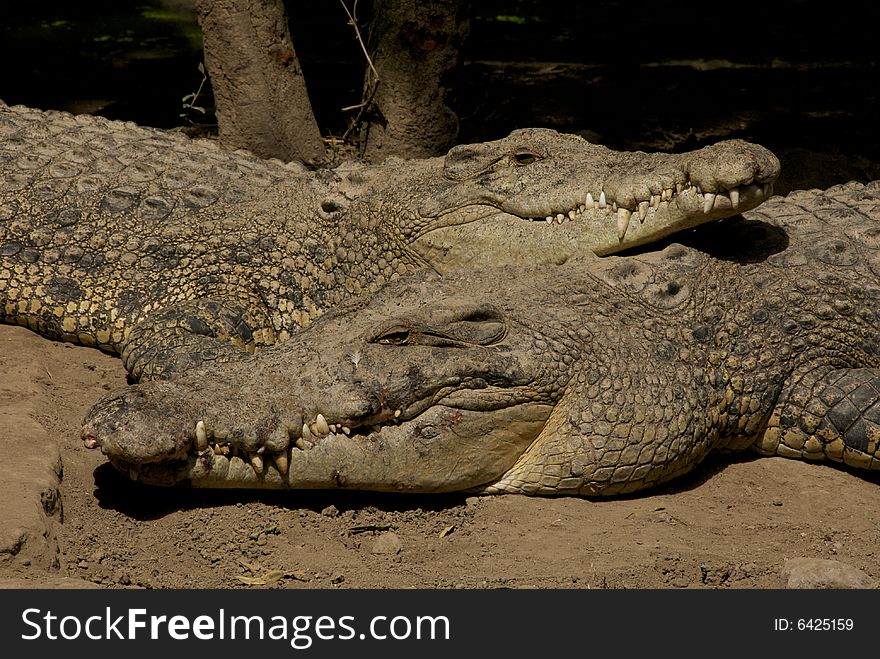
[82,180,880,495]
[0,103,778,380]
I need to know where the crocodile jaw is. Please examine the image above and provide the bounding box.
[590,179,773,255]
[411,181,773,269]
[89,401,552,492]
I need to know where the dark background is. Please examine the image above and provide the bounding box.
[1,0,878,193]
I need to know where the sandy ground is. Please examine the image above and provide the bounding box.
[1,323,879,589]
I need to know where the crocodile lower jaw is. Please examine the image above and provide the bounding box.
[104,403,553,492]
[523,180,773,243]
[410,181,772,272]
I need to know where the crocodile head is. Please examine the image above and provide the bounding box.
[385,128,779,264]
[82,265,584,492]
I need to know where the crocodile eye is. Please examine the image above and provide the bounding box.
[376,329,410,345]
[512,150,539,166]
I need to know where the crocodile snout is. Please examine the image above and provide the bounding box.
[81,384,195,465]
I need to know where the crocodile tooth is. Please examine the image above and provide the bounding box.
[394,409,402,418]
[568,209,577,220]
[295,437,308,450]
[638,201,649,221]
[650,194,659,207]
[129,468,139,481]
[545,216,553,224]
[195,420,208,451]
[598,191,607,209]
[213,445,224,455]
[556,213,565,223]
[611,201,618,212]
[585,192,595,207]
[617,208,632,240]
[314,413,330,436]
[729,187,740,208]
[703,193,715,214]
[676,183,684,195]
[274,451,289,477]
[301,423,314,442]
[342,426,351,435]
[329,423,337,434]
[250,452,264,473]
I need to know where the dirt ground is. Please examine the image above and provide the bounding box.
[1,324,879,589]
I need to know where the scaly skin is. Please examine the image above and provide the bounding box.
[0,104,778,379]
[83,180,880,495]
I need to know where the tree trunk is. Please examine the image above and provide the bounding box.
[194,0,326,165]
[359,0,469,162]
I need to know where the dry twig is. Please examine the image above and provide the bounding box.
[338,0,381,144]
[338,0,379,81]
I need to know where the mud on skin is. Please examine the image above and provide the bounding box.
[84,181,880,496]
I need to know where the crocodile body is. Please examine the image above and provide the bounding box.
[84,180,880,495]
[0,103,778,379]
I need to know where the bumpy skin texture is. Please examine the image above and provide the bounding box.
[84,180,880,495]
[0,104,778,380]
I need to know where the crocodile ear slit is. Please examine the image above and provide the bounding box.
[317,193,349,219]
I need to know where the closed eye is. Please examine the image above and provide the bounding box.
[375,329,410,345]
[371,312,506,348]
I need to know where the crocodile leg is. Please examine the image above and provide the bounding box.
[755,368,880,470]
[119,298,274,381]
